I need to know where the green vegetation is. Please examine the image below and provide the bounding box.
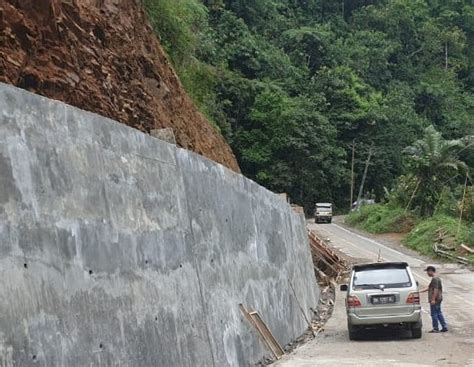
[347,126,472,263]
[405,214,473,256]
[348,205,473,264]
[143,0,473,214]
[142,0,474,261]
[346,204,416,234]
[143,1,473,209]
[402,125,468,216]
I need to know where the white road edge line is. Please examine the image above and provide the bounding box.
[316,226,379,260]
[317,222,474,307]
[332,223,425,266]
[454,295,474,307]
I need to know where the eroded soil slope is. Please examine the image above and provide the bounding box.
[0,0,239,171]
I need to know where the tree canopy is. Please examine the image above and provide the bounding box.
[144,0,474,213]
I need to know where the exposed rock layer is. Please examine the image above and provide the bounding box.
[0,0,239,171]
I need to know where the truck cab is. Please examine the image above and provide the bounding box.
[315,203,332,223]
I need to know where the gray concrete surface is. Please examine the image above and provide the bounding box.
[274,220,474,367]
[0,83,318,366]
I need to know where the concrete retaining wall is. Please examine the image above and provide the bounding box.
[0,83,318,366]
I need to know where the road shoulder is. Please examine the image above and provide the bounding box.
[273,220,474,366]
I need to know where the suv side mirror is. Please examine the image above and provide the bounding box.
[416,281,419,286]
[340,284,348,292]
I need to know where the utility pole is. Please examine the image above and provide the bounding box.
[350,142,355,211]
[356,146,373,210]
[457,173,468,238]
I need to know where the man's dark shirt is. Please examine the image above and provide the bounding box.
[428,276,443,304]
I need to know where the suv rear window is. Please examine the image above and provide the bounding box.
[353,267,412,289]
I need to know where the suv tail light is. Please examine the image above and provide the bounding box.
[406,292,420,304]
[347,295,362,307]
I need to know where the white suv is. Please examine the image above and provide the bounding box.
[340,262,422,340]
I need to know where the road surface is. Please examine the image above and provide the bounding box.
[274,219,474,367]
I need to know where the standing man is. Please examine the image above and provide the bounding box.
[421,265,448,333]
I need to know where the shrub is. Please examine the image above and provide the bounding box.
[346,204,417,233]
[143,0,208,68]
[405,214,473,258]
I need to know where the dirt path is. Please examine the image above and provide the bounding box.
[273,220,474,366]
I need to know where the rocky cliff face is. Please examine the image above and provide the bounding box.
[0,0,239,172]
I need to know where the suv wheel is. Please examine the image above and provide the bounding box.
[411,321,422,339]
[348,323,358,340]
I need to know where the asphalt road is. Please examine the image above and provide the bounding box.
[274,219,474,367]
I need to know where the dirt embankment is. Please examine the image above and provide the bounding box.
[0,0,239,172]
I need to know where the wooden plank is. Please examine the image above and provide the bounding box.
[460,244,474,254]
[308,230,348,276]
[239,304,254,324]
[249,312,285,359]
[309,235,344,263]
[432,243,469,265]
[239,304,285,359]
[313,252,339,274]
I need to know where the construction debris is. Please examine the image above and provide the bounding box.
[269,230,347,360]
[259,229,348,365]
[308,230,348,280]
[432,228,471,265]
[432,242,469,265]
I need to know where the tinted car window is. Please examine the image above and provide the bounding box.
[353,268,411,289]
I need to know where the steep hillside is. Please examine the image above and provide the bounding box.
[146,1,473,212]
[0,0,239,172]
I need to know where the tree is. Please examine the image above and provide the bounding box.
[403,125,468,216]
[281,25,334,73]
[238,84,345,211]
[144,0,474,212]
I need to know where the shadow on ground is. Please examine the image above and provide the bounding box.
[352,327,417,341]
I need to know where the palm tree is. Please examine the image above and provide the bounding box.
[403,125,467,216]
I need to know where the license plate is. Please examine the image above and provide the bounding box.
[371,295,395,304]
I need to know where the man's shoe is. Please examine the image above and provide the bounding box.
[440,328,448,333]
[428,329,439,333]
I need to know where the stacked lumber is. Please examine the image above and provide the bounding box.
[308,230,348,279]
[432,242,469,265]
